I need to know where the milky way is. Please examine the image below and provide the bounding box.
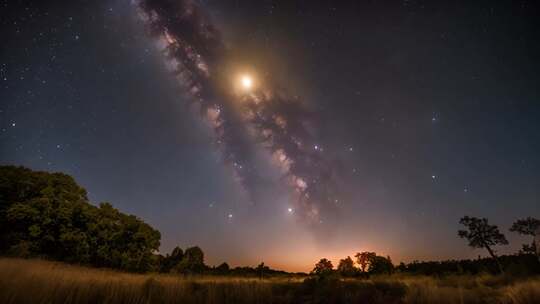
[136,0,339,225]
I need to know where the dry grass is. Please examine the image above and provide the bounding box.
[0,258,300,304]
[0,258,539,304]
[386,274,539,304]
[499,280,540,304]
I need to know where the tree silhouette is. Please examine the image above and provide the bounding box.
[354,252,376,272]
[368,256,394,274]
[255,262,270,279]
[215,262,230,274]
[160,246,184,273]
[510,217,540,259]
[312,258,333,276]
[458,216,508,273]
[337,256,356,277]
[175,246,205,274]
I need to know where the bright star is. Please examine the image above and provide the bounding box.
[241,75,253,90]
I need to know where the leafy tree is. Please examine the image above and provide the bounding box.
[458,216,508,273]
[312,258,334,276]
[0,166,161,272]
[396,262,407,273]
[1,166,88,254]
[510,217,540,258]
[85,202,161,272]
[160,246,184,273]
[337,256,356,277]
[369,255,394,274]
[215,262,230,274]
[354,251,376,272]
[175,246,205,274]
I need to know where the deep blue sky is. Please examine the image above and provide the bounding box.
[1,0,539,271]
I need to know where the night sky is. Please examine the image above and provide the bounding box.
[1,0,539,272]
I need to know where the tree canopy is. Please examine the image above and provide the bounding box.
[312,258,334,276]
[458,216,508,273]
[354,251,376,273]
[0,166,161,272]
[337,256,355,277]
[510,217,540,256]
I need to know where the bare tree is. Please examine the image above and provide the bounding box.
[510,217,540,260]
[458,216,508,273]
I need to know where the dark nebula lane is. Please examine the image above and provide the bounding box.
[136,0,340,226]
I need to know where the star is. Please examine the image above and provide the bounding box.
[240,75,253,90]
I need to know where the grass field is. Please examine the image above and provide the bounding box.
[1,258,539,304]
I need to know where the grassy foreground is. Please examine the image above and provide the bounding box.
[1,258,539,304]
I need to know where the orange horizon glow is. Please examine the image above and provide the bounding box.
[202,244,502,273]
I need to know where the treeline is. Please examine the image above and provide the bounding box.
[0,166,292,276]
[309,253,395,278]
[158,246,293,277]
[2,166,539,277]
[396,254,540,276]
[310,253,540,279]
[0,166,161,272]
[394,215,540,276]
[311,214,540,278]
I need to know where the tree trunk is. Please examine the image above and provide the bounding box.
[485,245,504,274]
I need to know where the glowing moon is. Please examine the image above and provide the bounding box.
[241,75,253,89]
